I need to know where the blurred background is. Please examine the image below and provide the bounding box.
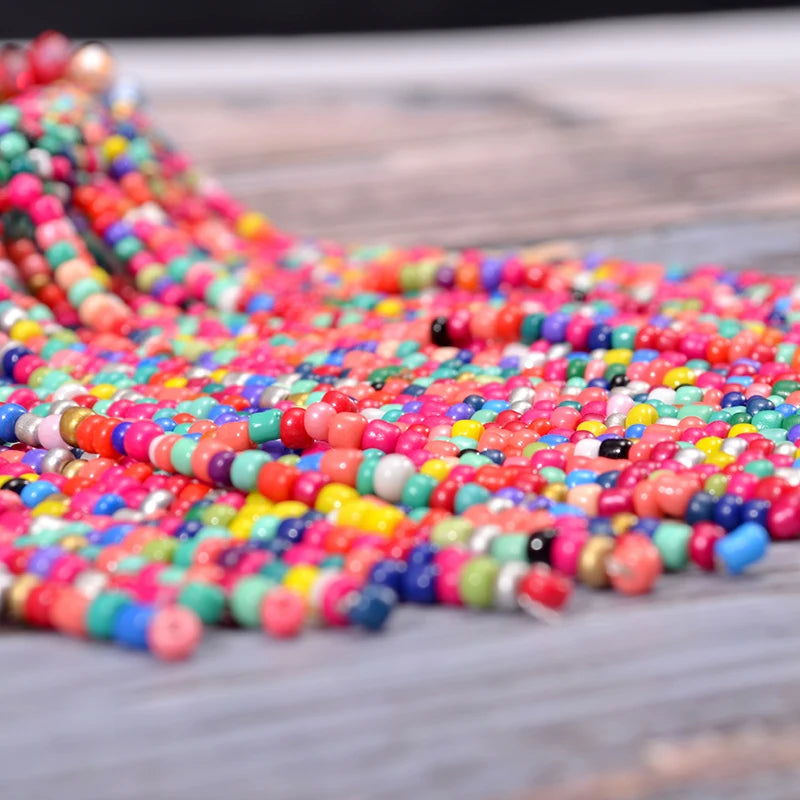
[6,0,797,36]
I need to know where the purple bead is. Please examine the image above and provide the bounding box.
[436,266,456,288]
[480,258,504,292]
[788,424,800,443]
[214,412,240,426]
[27,546,64,578]
[402,401,423,413]
[445,403,473,421]
[103,220,134,246]
[21,448,46,471]
[240,385,263,407]
[495,487,525,505]
[207,450,236,484]
[498,356,519,370]
[541,312,570,343]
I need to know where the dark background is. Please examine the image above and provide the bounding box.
[6,0,793,37]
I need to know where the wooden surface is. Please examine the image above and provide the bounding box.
[5,12,800,800]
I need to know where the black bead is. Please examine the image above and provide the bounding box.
[371,381,385,391]
[430,316,452,347]
[526,529,556,564]
[2,477,28,494]
[598,438,633,459]
[609,374,629,388]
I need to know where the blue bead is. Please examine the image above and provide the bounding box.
[686,491,716,525]
[565,469,598,488]
[776,403,796,418]
[276,517,306,544]
[111,421,131,456]
[27,546,63,578]
[633,518,660,538]
[369,559,406,596]
[93,494,126,515]
[247,294,274,312]
[155,417,177,432]
[462,394,485,411]
[348,585,397,630]
[741,499,769,527]
[112,603,156,650]
[539,434,569,446]
[714,522,769,575]
[721,391,746,409]
[713,494,743,531]
[402,562,437,604]
[596,470,620,489]
[0,402,26,442]
[479,449,505,465]
[625,424,646,439]
[19,480,58,508]
[408,543,436,566]
[2,346,30,378]
[588,323,612,350]
[746,396,774,415]
[99,524,134,545]
[589,518,613,536]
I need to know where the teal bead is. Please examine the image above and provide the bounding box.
[454,482,491,514]
[45,240,78,268]
[230,575,275,628]
[230,451,271,492]
[248,409,282,443]
[0,131,28,160]
[401,473,437,509]
[169,437,197,476]
[490,533,528,563]
[251,515,280,542]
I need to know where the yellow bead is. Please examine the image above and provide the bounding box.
[451,419,484,440]
[32,498,67,517]
[283,565,319,600]
[60,535,88,551]
[272,500,309,519]
[420,458,451,481]
[696,436,723,455]
[315,483,359,514]
[728,423,758,437]
[663,367,695,389]
[210,369,227,383]
[236,211,271,239]
[229,516,253,540]
[605,348,632,365]
[705,451,736,468]
[163,377,188,389]
[0,476,10,487]
[374,298,404,317]
[576,420,606,435]
[336,498,370,528]
[361,504,404,536]
[90,267,111,288]
[625,404,658,426]
[90,383,117,399]
[9,319,43,342]
[542,483,567,502]
[611,512,638,535]
[103,134,129,160]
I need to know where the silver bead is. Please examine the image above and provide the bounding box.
[361,408,383,421]
[0,306,26,332]
[28,515,68,536]
[548,343,571,360]
[494,562,528,611]
[14,413,41,446]
[521,352,546,370]
[141,489,174,515]
[74,569,108,600]
[41,447,74,474]
[509,401,531,414]
[469,524,502,555]
[721,438,748,457]
[673,447,706,468]
[27,147,53,179]
[508,386,534,404]
[627,380,651,395]
[222,371,243,387]
[774,442,796,457]
[775,467,800,487]
[49,399,78,415]
[112,508,144,522]
[487,497,514,514]
[259,385,289,408]
[648,387,676,404]
[185,367,211,380]
[51,382,85,401]
[605,413,627,428]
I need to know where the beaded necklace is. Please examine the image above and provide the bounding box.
[0,32,792,659]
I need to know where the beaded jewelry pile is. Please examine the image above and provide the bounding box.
[0,32,797,660]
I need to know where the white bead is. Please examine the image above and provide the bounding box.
[372,454,416,503]
[574,438,601,458]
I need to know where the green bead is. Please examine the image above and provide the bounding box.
[611,325,637,349]
[260,561,289,582]
[520,313,544,345]
[248,409,282,443]
[431,517,473,547]
[356,455,381,495]
[705,473,728,497]
[0,131,28,160]
[45,240,78,268]
[178,582,226,624]
[566,359,586,379]
[540,466,566,484]
[401,473,436,509]
[201,503,237,527]
[459,557,500,608]
[454,482,490,514]
[142,538,177,563]
[677,403,713,421]
[114,236,143,261]
[230,451,271,492]
[774,380,800,398]
[251,515,280,542]
[490,533,528,563]
[652,522,692,571]
[743,459,774,478]
[230,576,275,628]
[752,410,782,430]
[116,555,148,574]
[86,591,130,640]
[170,437,197,476]
[762,427,788,444]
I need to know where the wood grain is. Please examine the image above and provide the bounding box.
[4,13,800,800]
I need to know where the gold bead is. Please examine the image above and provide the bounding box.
[577,536,615,589]
[8,575,40,621]
[62,460,87,479]
[60,535,88,552]
[59,407,93,447]
[542,483,567,502]
[67,42,115,93]
[611,512,638,536]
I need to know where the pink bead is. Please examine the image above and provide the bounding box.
[124,421,162,461]
[321,575,360,626]
[303,401,336,441]
[147,606,203,661]
[551,531,589,577]
[7,173,42,210]
[261,588,305,638]
[361,419,400,453]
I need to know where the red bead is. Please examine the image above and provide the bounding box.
[518,565,571,611]
[0,44,33,97]
[279,407,314,449]
[28,31,71,84]
[689,522,726,571]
